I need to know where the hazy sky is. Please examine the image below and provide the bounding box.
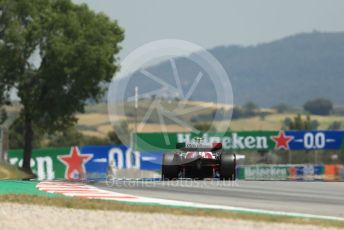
[73,0,344,59]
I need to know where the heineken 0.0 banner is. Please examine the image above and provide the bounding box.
[237,164,343,181]
[9,145,162,180]
[135,131,344,151]
[9,147,69,180]
[238,165,289,180]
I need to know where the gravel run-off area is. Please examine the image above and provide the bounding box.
[0,203,341,230]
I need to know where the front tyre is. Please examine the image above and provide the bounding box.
[219,153,236,181]
[161,153,180,180]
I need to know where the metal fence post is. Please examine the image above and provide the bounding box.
[288,150,292,165]
[0,127,8,162]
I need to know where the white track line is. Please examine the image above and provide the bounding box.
[36,181,344,222]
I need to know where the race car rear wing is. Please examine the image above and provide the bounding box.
[176,142,222,151]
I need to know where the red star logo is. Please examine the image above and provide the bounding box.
[271,131,294,150]
[58,146,93,180]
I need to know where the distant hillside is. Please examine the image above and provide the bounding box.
[122,31,344,107]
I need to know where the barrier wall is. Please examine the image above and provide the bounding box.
[8,144,344,181]
[8,145,162,180]
[237,164,344,181]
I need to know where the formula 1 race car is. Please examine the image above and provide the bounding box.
[161,138,236,180]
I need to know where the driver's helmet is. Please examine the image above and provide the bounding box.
[193,137,203,143]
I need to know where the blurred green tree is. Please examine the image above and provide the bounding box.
[9,116,44,149]
[303,98,333,115]
[108,122,130,145]
[272,103,291,113]
[193,122,217,132]
[107,130,123,145]
[243,101,259,117]
[328,121,342,130]
[0,0,124,173]
[287,114,319,130]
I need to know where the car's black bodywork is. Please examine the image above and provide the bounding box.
[162,141,236,180]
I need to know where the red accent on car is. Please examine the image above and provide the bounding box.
[186,152,196,158]
[186,152,215,159]
[212,143,222,149]
[203,152,213,159]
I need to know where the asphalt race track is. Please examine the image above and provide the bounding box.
[96,180,344,218]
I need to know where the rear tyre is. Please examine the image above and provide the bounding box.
[161,153,180,180]
[219,153,236,181]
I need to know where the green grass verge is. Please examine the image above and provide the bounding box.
[0,180,63,197]
[0,194,343,228]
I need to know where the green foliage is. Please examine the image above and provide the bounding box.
[193,123,217,132]
[231,106,243,119]
[10,119,125,148]
[310,120,320,130]
[107,130,123,145]
[303,98,333,116]
[272,103,291,113]
[0,108,7,124]
[242,101,258,117]
[48,124,126,147]
[0,0,124,169]
[9,116,44,149]
[231,102,271,120]
[285,114,320,130]
[191,110,216,122]
[108,122,130,145]
[328,121,342,130]
[283,117,292,128]
[291,114,306,130]
[259,112,269,121]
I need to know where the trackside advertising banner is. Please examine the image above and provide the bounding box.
[8,145,162,180]
[7,130,344,180]
[135,131,344,151]
[237,164,344,181]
